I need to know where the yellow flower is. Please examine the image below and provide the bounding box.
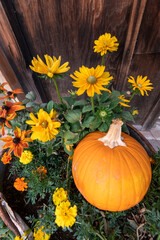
[29,55,70,78]
[26,109,61,142]
[118,95,130,107]
[128,75,153,96]
[19,150,33,164]
[33,226,51,240]
[53,188,68,206]
[70,65,113,97]
[55,200,77,228]
[93,33,119,56]
[14,237,23,240]
[132,110,139,116]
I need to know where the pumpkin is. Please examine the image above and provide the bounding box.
[72,119,152,211]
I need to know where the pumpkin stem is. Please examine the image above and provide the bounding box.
[98,119,126,148]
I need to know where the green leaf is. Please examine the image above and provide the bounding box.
[82,116,96,128]
[22,99,30,104]
[47,100,54,113]
[65,134,79,145]
[121,111,134,122]
[100,92,110,103]
[26,102,37,108]
[90,119,102,130]
[63,96,75,107]
[64,122,70,130]
[63,130,75,140]
[40,103,47,109]
[0,228,8,235]
[73,99,87,107]
[25,91,36,101]
[65,110,81,123]
[70,121,81,132]
[82,105,93,113]
[98,123,109,132]
[46,147,53,156]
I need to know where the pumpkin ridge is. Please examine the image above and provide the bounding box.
[120,150,138,208]
[126,147,151,192]
[115,150,123,211]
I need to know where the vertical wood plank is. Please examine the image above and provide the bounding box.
[0,47,25,100]
[142,97,160,130]
[0,1,43,103]
[116,0,147,90]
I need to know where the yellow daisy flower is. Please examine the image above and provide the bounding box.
[33,226,51,240]
[19,150,33,164]
[26,109,61,142]
[53,188,68,206]
[118,95,130,107]
[55,200,77,228]
[93,33,119,56]
[132,110,139,116]
[128,75,153,96]
[70,65,113,97]
[29,55,70,78]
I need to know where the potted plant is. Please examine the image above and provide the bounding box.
[0,33,159,240]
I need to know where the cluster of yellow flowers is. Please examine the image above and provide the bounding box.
[14,225,50,240]
[53,188,77,228]
[29,32,153,102]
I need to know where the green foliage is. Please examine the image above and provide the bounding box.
[0,218,15,240]
[0,58,158,240]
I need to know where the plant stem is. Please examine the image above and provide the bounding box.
[129,91,136,102]
[66,157,70,189]
[100,211,109,235]
[53,78,64,105]
[95,232,107,240]
[91,97,95,114]
[97,94,100,104]
[101,55,105,66]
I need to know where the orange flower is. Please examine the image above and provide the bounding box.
[0,89,23,100]
[36,166,47,180]
[0,82,8,93]
[150,157,157,165]
[1,152,12,164]
[1,127,32,157]
[14,177,28,191]
[0,111,14,135]
[0,101,25,118]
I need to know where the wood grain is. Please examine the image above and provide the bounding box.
[116,0,147,90]
[10,0,132,99]
[0,1,42,103]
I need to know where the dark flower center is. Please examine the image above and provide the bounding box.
[0,117,6,123]
[7,91,13,96]
[13,137,21,144]
[41,120,48,128]
[2,105,10,111]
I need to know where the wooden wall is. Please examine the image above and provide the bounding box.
[0,0,160,129]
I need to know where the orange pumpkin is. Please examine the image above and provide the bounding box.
[72,119,152,211]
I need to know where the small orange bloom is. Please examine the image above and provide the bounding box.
[14,177,28,191]
[0,89,23,100]
[1,152,12,164]
[1,127,32,157]
[0,111,14,135]
[36,166,47,180]
[0,82,8,93]
[0,101,25,118]
[150,157,157,165]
